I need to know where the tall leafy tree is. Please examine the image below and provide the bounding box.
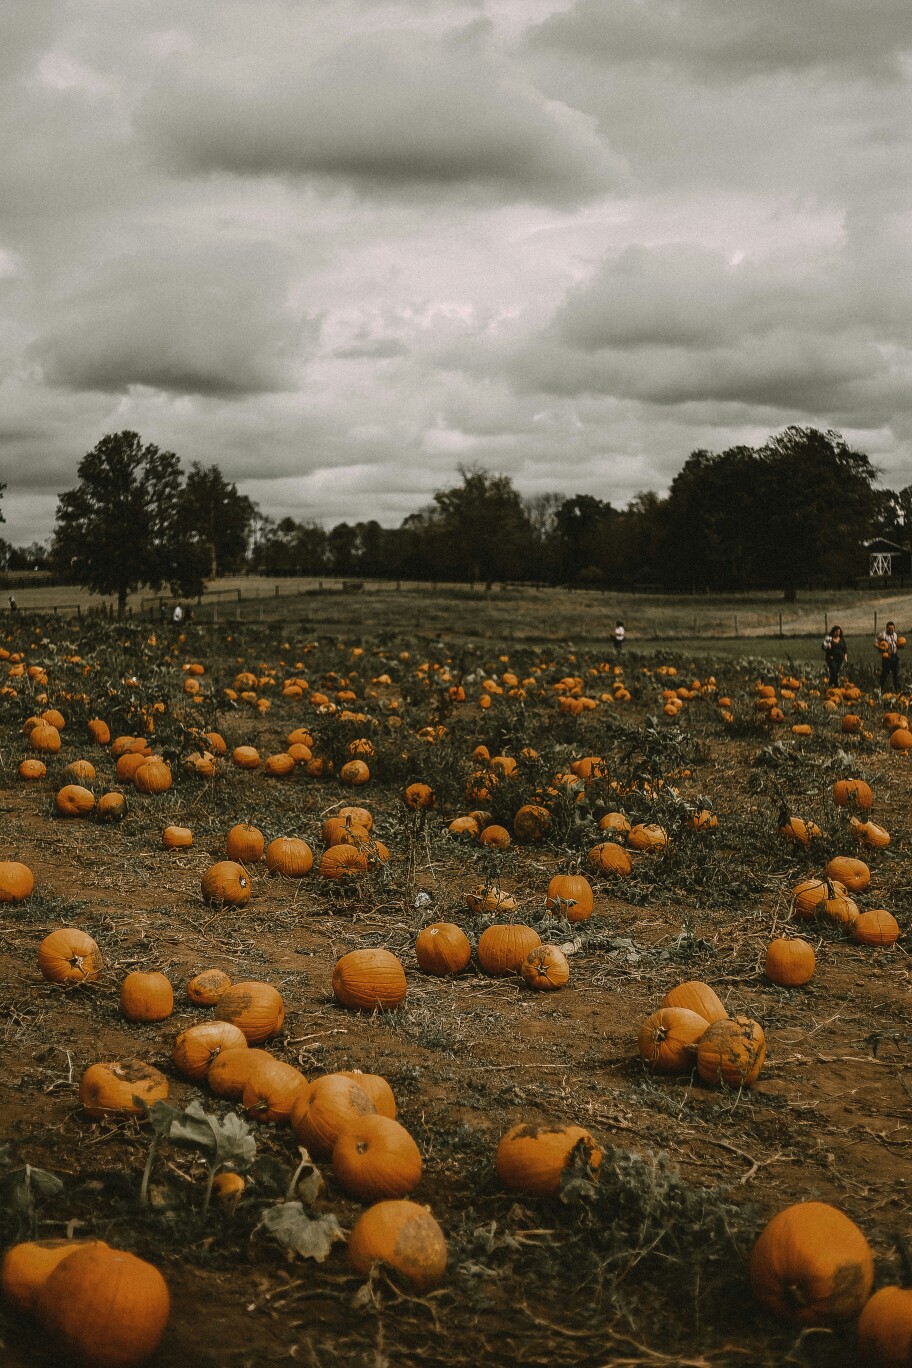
[53,432,201,615]
[177,463,257,578]
[431,466,533,583]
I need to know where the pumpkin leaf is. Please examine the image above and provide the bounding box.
[211,1111,257,1171]
[1,1164,65,1223]
[254,1202,344,1262]
[166,1099,220,1153]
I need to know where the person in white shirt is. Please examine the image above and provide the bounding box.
[613,620,625,653]
[172,603,184,624]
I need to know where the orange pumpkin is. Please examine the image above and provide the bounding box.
[187,968,232,1006]
[87,719,111,745]
[214,981,285,1043]
[226,823,264,863]
[79,1060,169,1118]
[348,1200,447,1292]
[96,790,128,823]
[35,1244,170,1368]
[696,1016,765,1087]
[1,1239,108,1314]
[749,1201,873,1324]
[241,1055,308,1124]
[162,825,192,849]
[628,822,669,851]
[825,856,870,893]
[29,723,61,753]
[232,746,261,769]
[477,924,541,977]
[207,1046,272,1099]
[660,980,727,1023]
[332,949,407,1010]
[520,945,570,991]
[546,874,594,922]
[38,928,103,984]
[201,861,250,906]
[172,1021,247,1081]
[495,1122,602,1196]
[55,784,95,817]
[852,909,900,946]
[18,759,46,781]
[587,842,633,876]
[850,818,891,849]
[290,1074,377,1156]
[265,837,313,877]
[332,1114,422,1201]
[513,804,551,842]
[340,759,370,786]
[638,1008,708,1073]
[832,778,873,811]
[415,923,472,976]
[764,938,815,987]
[133,759,172,794]
[340,1071,396,1118]
[0,860,35,903]
[791,878,830,920]
[464,884,517,914]
[120,971,174,1022]
[857,1286,912,1366]
[404,782,434,809]
[319,845,369,880]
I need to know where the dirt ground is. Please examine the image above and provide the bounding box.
[1,617,910,1367]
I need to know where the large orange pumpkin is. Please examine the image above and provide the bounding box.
[660,980,727,1023]
[638,1008,707,1072]
[0,861,35,903]
[79,1060,169,1119]
[35,1244,170,1368]
[696,1016,765,1087]
[38,928,103,984]
[749,1201,873,1324]
[201,861,251,906]
[332,1114,422,1201]
[415,923,472,976]
[477,924,541,976]
[214,981,285,1043]
[332,949,407,1011]
[290,1074,377,1156]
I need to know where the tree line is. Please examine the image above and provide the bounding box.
[2,425,910,612]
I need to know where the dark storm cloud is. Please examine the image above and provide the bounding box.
[136,27,619,203]
[530,0,912,80]
[32,246,311,398]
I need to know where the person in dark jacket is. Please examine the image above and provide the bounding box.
[822,625,847,688]
[878,622,902,694]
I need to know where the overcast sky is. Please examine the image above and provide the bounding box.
[3,0,912,544]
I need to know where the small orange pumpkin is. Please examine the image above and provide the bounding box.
[0,860,35,903]
[265,837,313,877]
[120,971,174,1023]
[520,944,570,991]
[290,1074,377,1156]
[162,825,192,849]
[660,980,727,1023]
[348,1200,447,1292]
[226,823,264,863]
[857,1286,912,1366]
[172,1021,248,1080]
[201,861,250,906]
[638,1007,708,1072]
[545,874,594,922]
[764,938,815,987]
[34,1244,170,1367]
[187,968,232,1006]
[824,856,870,893]
[55,784,95,818]
[852,908,900,946]
[587,842,633,876]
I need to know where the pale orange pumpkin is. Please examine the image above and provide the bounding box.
[495,1122,602,1196]
[332,1114,422,1201]
[214,981,285,1043]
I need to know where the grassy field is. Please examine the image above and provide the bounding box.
[9,579,911,659]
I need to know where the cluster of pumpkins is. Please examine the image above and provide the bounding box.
[638,980,766,1087]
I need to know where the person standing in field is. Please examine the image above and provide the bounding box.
[878,621,902,694]
[613,620,625,653]
[822,625,847,688]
